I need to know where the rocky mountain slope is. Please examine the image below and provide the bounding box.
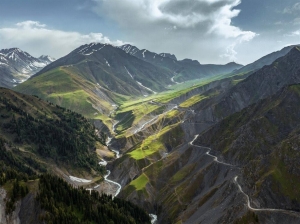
[193,83,300,222]
[0,48,55,88]
[110,85,300,224]
[14,43,182,123]
[119,44,243,82]
[232,45,299,75]
[191,46,300,130]
[34,43,174,95]
[104,46,300,223]
[6,43,300,223]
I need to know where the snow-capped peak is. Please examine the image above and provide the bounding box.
[39,55,56,63]
[0,47,55,87]
[118,44,140,55]
[76,42,113,56]
[159,53,177,61]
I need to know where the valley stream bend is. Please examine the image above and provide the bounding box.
[87,137,157,223]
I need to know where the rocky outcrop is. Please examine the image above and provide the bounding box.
[0,188,43,224]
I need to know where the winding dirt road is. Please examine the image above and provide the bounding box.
[189,134,300,216]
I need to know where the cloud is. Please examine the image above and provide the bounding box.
[0,20,124,58]
[291,30,300,36]
[96,0,255,38]
[283,3,300,14]
[293,18,300,25]
[220,43,237,61]
[93,0,257,64]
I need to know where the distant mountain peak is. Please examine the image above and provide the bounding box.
[159,53,177,61]
[0,48,31,59]
[0,47,55,88]
[225,62,243,67]
[290,45,300,53]
[181,58,201,65]
[74,42,118,56]
[119,44,140,55]
[39,55,56,63]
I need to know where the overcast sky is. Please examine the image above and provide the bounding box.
[0,0,299,64]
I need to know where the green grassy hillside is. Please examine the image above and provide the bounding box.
[15,67,117,119]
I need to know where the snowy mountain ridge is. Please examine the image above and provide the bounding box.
[0,48,55,88]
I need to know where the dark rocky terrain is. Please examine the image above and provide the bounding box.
[119,44,243,82]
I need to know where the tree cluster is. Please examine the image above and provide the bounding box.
[0,95,105,173]
[37,174,151,224]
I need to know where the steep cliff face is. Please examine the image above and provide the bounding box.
[0,188,42,224]
[190,47,300,130]
[194,84,300,219]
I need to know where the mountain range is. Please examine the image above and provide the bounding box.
[0,48,55,88]
[2,42,300,223]
[13,42,244,126]
[119,44,243,82]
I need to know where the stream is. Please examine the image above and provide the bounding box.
[101,136,158,222]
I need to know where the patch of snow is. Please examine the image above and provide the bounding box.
[78,46,89,53]
[0,55,7,61]
[82,51,94,56]
[98,45,105,51]
[105,58,110,67]
[142,50,147,58]
[136,81,157,94]
[124,66,134,79]
[33,61,47,67]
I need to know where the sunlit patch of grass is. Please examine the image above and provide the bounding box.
[130,173,149,190]
[179,95,207,108]
[128,123,181,160]
[48,90,97,116]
